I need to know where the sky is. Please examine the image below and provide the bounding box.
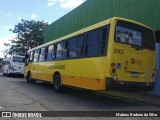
[0,0,86,58]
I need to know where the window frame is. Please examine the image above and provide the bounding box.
[29,25,110,62]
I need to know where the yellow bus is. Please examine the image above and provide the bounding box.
[25,17,156,91]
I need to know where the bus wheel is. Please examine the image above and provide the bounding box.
[53,74,63,92]
[26,71,36,84]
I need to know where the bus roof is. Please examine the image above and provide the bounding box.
[28,17,154,52]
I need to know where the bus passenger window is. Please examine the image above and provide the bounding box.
[97,42,105,54]
[69,37,77,58]
[97,27,108,55]
[77,35,84,57]
[53,44,57,60]
[47,45,53,61]
[34,49,40,62]
[98,28,107,41]
[39,48,45,62]
[29,51,34,62]
[69,47,77,58]
[69,37,76,48]
[56,42,64,60]
[88,45,98,56]
[86,30,97,44]
[62,40,69,59]
[85,30,98,56]
[25,52,30,65]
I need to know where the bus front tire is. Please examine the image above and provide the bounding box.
[26,72,36,84]
[53,74,63,92]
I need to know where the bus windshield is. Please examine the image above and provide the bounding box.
[13,56,25,63]
[115,20,155,51]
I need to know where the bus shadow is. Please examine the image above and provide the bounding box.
[32,82,141,108]
[7,79,146,109]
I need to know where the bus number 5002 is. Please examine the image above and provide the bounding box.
[114,48,124,54]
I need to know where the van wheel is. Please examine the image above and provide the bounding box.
[106,78,113,90]
[3,70,6,76]
[6,70,10,77]
[3,72,6,76]
[53,74,63,92]
[26,72,36,83]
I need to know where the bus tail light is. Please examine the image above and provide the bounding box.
[111,63,118,80]
[112,68,116,73]
[111,63,115,68]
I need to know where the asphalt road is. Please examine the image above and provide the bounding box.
[0,74,160,120]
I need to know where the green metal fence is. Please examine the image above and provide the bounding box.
[44,0,160,43]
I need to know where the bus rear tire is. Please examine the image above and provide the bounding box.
[26,71,36,84]
[53,74,63,92]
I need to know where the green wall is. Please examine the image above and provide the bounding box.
[44,0,160,43]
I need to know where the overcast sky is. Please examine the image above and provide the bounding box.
[0,0,86,58]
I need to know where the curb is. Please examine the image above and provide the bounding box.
[95,91,160,107]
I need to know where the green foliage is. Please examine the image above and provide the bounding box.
[4,19,48,56]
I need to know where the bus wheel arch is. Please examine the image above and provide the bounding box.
[53,72,63,92]
[26,70,36,83]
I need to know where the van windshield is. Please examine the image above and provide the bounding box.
[115,20,155,51]
[13,57,25,63]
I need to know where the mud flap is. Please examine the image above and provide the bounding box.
[105,77,114,90]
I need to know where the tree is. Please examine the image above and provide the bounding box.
[4,19,48,56]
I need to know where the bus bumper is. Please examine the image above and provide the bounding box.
[9,70,24,75]
[106,77,155,91]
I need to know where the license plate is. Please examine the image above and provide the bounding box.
[132,72,139,77]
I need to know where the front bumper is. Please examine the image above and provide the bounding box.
[9,70,24,75]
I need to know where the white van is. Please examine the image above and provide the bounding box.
[3,55,25,77]
[0,58,3,73]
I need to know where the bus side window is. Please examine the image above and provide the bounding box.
[53,44,57,60]
[69,37,77,58]
[77,35,84,57]
[39,48,45,62]
[29,51,34,62]
[25,52,30,65]
[85,30,98,56]
[34,49,40,62]
[97,27,108,55]
[62,40,69,59]
[47,45,53,61]
[56,41,64,60]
